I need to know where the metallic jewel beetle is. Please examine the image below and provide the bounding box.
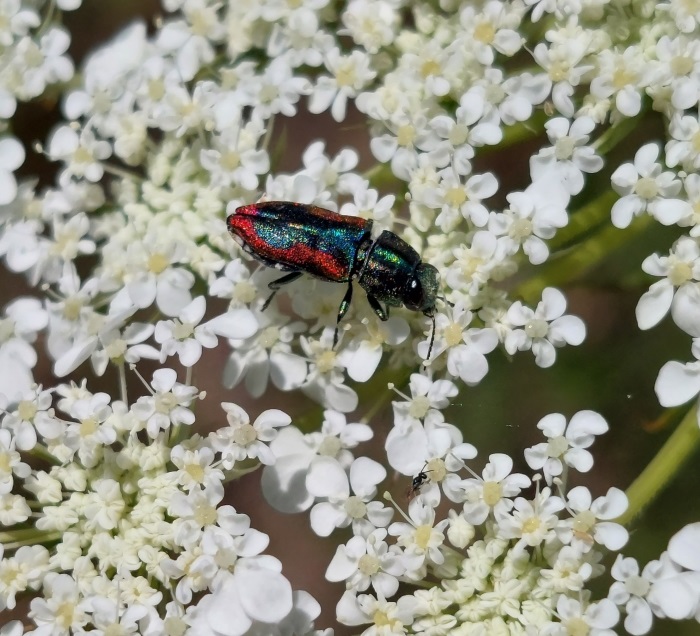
[227,201,439,356]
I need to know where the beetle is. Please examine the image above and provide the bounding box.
[227,201,439,357]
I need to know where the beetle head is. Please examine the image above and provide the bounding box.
[404,263,439,314]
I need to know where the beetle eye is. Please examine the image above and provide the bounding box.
[404,278,425,311]
[404,263,439,312]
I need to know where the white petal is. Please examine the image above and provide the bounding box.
[345,341,381,383]
[178,339,202,367]
[206,308,258,339]
[269,351,307,391]
[671,284,700,337]
[306,456,349,499]
[654,361,700,407]
[0,137,25,171]
[180,296,206,323]
[624,596,653,635]
[532,339,556,367]
[636,280,673,330]
[649,575,700,619]
[594,521,629,550]
[611,195,644,229]
[234,563,293,623]
[349,456,386,496]
[649,198,692,226]
[548,315,586,346]
[54,337,97,377]
[310,502,347,537]
[668,523,700,571]
[261,455,315,514]
[0,169,17,205]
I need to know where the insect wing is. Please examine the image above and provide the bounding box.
[229,202,372,282]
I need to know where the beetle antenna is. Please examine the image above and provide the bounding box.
[437,294,454,308]
[426,312,436,362]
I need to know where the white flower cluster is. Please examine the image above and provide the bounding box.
[0,371,324,634]
[0,0,699,633]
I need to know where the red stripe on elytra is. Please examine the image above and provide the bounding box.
[228,215,348,281]
[235,203,369,229]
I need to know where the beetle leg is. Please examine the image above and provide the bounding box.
[333,282,354,348]
[262,271,303,311]
[366,294,388,321]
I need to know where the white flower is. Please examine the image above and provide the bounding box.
[422,170,498,232]
[28,573,89,633]
[530,116,604,195]
[246,55,311,119]
[636,236,700,331]
[489,181,569,265]
[0,136,25,206]
[390,373,458,424]
[155,296,257,367]
[223,309,307,398]
[532,35,592,117]
[302,141,361,195]
[326,528,404,597]
[130,369,198,438]
[548,596,620,635]
[188,562,294,634]
[459,1,524,65]
[496,487,564,547]
[666,113,700,171]
[505,288,586,368]
[211,402,291,468]
[168,482,248,548]
[306,455,392,537]
[63,392,117,468]
[155,8,222,81]
[444,231,503,296]
[336,591,415,632]
[47,126,111,182]
[524,410,609,484]
[300,328,358,412]
[388,500,449,571]
[610,143,690,229]
[562,486,629,552]
[419,303,498,384]
[308,48,376,122]
[264,410,372,516]
[1,386,61,451]
[609,555,655,635]
[341,0,398,53]
[457,453,531,523]
[385,410,476,481]
[339,185,395,225]
[340,316,410,383]
[590,46,647,117]
[651,35,700,112]
[199,118,270,191]
[10,27,74,100]
[0,429,31,494]
[369,112,430,181]
[121,239,195,317]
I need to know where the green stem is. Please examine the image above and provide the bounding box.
[617,405,700,526]
[0,529,62,548]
